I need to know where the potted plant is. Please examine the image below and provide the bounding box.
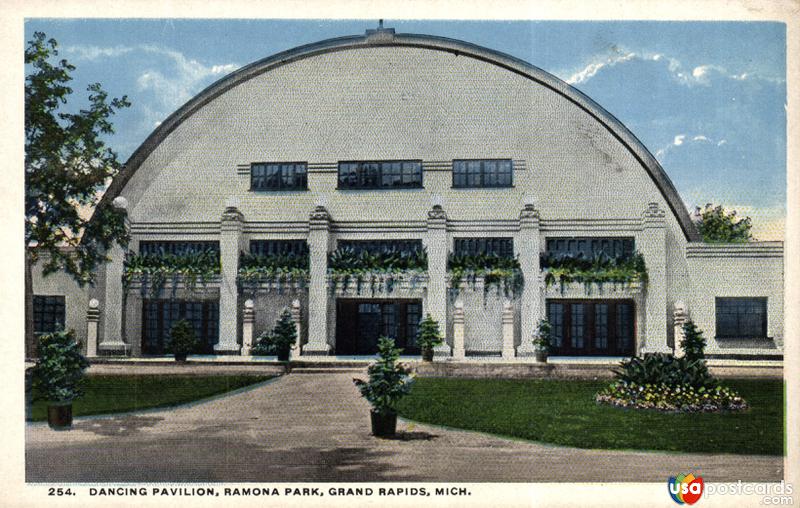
[353,337,415,437]
[252,309,296,361]
[28,329,89,430]
[170,319,197,362]
[533,318,553,363]
[416,313,443,362]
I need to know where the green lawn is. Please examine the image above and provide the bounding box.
[27,375,274,421]
[396,378,783,455]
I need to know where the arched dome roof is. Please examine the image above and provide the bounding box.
[99,27,700,241]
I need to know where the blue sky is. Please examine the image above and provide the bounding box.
[24,19,787,239]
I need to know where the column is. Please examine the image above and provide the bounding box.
[216,200,244,354]
[516,202,541,356]
[673,301,688,357]
[304,205,332,355]
[452,300,466,360]
[100,196,129,354]
[241,299,254,356]
[501,300,516,360]
[291,298,303,355]
[86,298,100,358]
[640,202,671,353]
[424,203,450,357]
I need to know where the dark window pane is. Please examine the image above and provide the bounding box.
[251,163,307,191]
[139,241,220,257]
[571,303,585,349]
[453,237,514,258]
[452,159,513,188]
[338,161,422,189]
[545,237,635,258]
[338,240,423,256]
[32,295,66,335]
[716,297,767,338]
[250,240,308,257]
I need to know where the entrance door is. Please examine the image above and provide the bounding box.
[546,299,635,356]
[335,299,422,355]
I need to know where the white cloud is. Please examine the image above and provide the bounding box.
[562,48,782,88]
[64,44,136,60]
[673,135,685,146]
[692,135,709,142]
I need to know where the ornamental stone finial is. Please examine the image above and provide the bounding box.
[644,202,665,219]
[310,204,331,222]
[112,196,128,210]
[427,204,447,221]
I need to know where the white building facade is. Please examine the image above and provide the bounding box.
[30,28,784,359]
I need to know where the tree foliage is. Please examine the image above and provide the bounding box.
[252,309,297,356]
[25,31,131,284]
[416,314,443,351]
[28,329,89,403]
[693,204,753,243]
[353,337,414,414]
[680,319,706,363]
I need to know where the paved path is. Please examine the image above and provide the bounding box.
[26,373,783,483]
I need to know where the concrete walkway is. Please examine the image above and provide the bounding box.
[26,373,783,483]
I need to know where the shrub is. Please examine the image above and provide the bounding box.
[597,322,747,412]
[693,203,753,243]
[169,319,198,358]
[28,329,89,403]
[251,309,296,356]
[681,320,706,362]
[353,337,414,415]
[416,314,443,352]
[533,319,553,352]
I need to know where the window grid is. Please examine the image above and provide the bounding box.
[595,303,609,349]
[453,237,514,258]
[251,162,308,191]
[452,159,513,188]
[337,240,423,256]
[548,302,564,347]
[32,295,66,335]
[142,300,220,355]
[338,161,423,189]
[545,237,635,258]
[715,297,767,339]
[249,240,309,257]
[139,241,220,257]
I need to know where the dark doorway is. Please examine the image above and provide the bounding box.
[142,299,219,355]
[546,299,636,356]
[336,299,422,355]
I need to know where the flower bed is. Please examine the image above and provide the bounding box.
[448,253,523,299]
[596,382,748,413]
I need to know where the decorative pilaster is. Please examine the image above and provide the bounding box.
[424,203,450,357]
[291,298,303,355]
[304,205,332,355]
[452,300,466,360]
[216,199,244,354]
[241,299,254,356]
[516,202,541,356]
[86,299,100,358]
[501,300,516,360]
[100,196,129,354]
[640,202,670,353]
[673,301,688,357]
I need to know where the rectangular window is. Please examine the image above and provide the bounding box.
[32,295,65,335]
[338,161,422,189]
[452,159,513,188]
[715,297,767,339]
[547,302,564,348]
[337,239,423,256]
[249,240,309,257]
[142,299,220,355]
[545,237,635,258]
[139,241,220,257]
[251,162,307,191]
[453,237,514,258]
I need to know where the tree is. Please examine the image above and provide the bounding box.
[693,204,753,243]
[25,32,131,357]
[680,320,706,363]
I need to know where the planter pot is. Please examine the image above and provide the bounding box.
[534,350,549,363]
[277,349,290,362]
[370,409,397,437]
[47,403,73,430]
[421,347,434,362]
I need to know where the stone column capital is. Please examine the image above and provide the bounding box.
[519,203,540,225]
[642,202,666,228]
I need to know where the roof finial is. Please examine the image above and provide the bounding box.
[378,19,384,29]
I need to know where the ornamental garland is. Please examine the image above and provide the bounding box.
[123,249,220,297]
[447,253,524,300]
[540,251,648,293]
[327,246,428,295]
[237,252,310,293]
